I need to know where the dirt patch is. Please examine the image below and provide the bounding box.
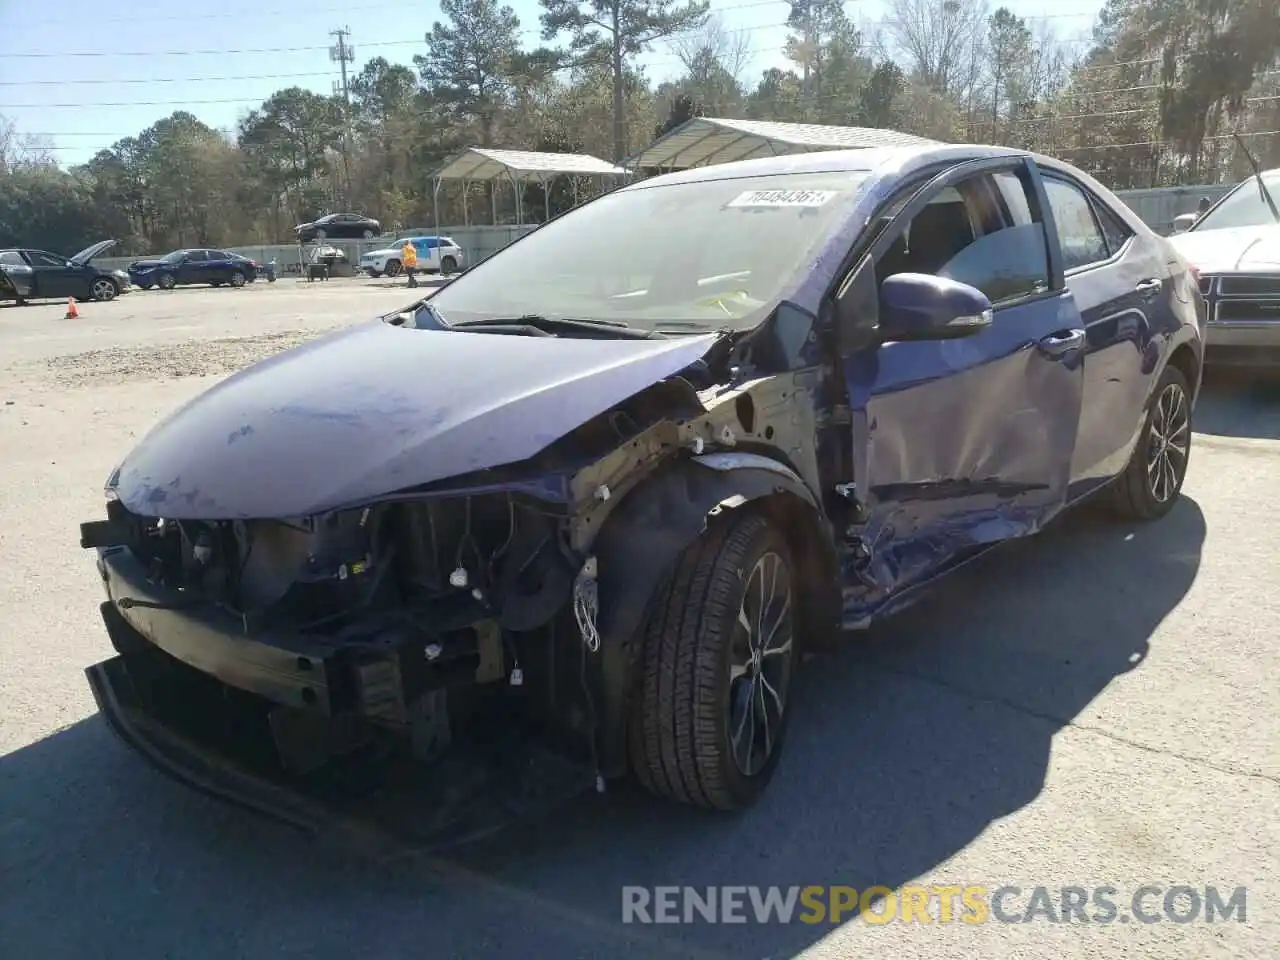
[25,329,336,387]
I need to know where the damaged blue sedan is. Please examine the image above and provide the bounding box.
[80,145,1205,849]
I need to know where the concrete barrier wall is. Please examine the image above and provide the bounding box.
[92,183,1238,273]
[95,224,539,274]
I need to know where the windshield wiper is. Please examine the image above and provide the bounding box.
[451,315,668,339]
[1232,131,1280,224]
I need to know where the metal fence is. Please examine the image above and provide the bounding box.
[90,183,1238,274]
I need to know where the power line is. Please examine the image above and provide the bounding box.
[0,8,1104,59]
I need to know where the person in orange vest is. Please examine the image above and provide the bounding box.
[401,238,419,287]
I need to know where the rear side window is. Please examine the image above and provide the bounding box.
[1043,177,1109,270]
[0,251,24,265]
[1094,201,1133,256]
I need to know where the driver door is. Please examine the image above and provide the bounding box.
[837,156,1086,602]
[23,249,81,298]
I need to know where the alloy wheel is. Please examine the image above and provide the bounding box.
[727,550,794,777]
[230,272,246,287]
[1147,382,1190,503]
[91,279,116,301]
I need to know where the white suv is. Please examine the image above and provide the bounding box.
[360,236,465,277]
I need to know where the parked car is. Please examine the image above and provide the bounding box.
[1166,166,1280,367]
[128,249,258,290]
[295,213,381,242]
[359,236,465,277]
[0,241,130,302]
[80,144,1204,847]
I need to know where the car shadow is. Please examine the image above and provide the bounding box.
[1194,367,1280,439]
[0,497,1205,959]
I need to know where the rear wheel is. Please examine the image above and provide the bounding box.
[1111,364,1192,520]
[90,277,118,301]
[629,511,797,811]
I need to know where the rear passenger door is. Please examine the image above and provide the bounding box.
[1034,171,1162,491]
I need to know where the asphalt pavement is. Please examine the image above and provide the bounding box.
[0,286,1276,959]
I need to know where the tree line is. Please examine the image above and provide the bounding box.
[1,0,1277,255]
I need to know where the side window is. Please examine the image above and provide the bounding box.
[31,251,68,267]
[1043,176,1109,271]
[209,250,230,259]
[0,251,25,265]
[878,169,1050,306]
[185,250,209,262]
[1094,200,1133,256]
[993,172,1033,225]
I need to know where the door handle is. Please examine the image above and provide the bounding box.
[1135,277,1162,299]
[1037,328,1086,359]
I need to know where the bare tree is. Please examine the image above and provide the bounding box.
[672,14,752,85]
[883,0,989,100]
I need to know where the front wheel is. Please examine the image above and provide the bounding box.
[629,511,797,811]
[440,255,458,275]
[362,229,374,239]
[90,277,118,301]
[157,274,176,290]
[1111,364,1192,520]
[229,271,246,288]
[384,259,401,277]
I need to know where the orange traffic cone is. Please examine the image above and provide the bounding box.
[64,298,79,319]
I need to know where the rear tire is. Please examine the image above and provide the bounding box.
[1110,364,1192,520]
[90,277,118,301]
[628,511,798,811]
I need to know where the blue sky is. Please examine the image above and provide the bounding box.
[0,0,1103,168]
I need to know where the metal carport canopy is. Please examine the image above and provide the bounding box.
[430,147,628,183]
[625,117,942,171]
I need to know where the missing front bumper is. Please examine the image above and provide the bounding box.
[87,639,596,860]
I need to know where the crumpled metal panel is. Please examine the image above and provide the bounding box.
[111,321,719,519]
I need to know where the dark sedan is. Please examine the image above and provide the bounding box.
[0,240,129,302]
[81,145,1204,848]
[294,213,381,242]
[128,249,258,290]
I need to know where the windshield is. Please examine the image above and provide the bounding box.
[429,171,871,332]
[1192,171,1280,232]
[161,250,186,263]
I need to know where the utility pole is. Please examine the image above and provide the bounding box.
[330,26,355,206]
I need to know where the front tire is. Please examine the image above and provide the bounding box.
[157,274,176,290]
[384,259,401,277]
[229,271,247,288]
[440,255,458,275]
[629,511,797,811]
[1111,364,1192,520]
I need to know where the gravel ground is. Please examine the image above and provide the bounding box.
[0,284,1277,960]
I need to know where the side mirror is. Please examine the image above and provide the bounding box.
[1170,213,1197,234]
[878,272,993,342]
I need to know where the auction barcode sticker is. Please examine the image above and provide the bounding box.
[726,189,839,208]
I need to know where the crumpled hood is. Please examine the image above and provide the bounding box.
[1167,224,1280,274]
[112,320,719,519]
